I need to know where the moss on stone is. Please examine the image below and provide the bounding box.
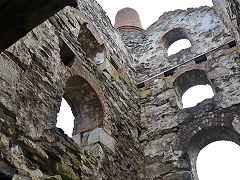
[54,163,79,180]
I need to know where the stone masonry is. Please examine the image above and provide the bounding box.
[0,0,240,179]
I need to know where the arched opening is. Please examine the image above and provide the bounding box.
[168,39,192,56]
[57,98,74,137]
[64,75,104,144]
[160,27,192,56]
[187,126,240,180]
[182,85,214,108]
[173,69,214,108]
[57,75,104,145]
[197,140,240,180]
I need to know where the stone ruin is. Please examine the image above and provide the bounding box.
[0,0,240,179]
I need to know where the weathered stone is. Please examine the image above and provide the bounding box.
[88,128,116,152]
[0,133,9,150]
[163,171,192,180]
[72,133,81,145]
[12,174,30,180]
[18,136,48,160]
[54,163,78,180]
[85,143,105,160]
[0,161,16,178]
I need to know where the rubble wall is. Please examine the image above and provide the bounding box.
[0,0,144,179]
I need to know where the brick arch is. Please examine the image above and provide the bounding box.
[159,25,190,49]
[69,54,112,135]
[175,113,240,179]
[63,75,104,135]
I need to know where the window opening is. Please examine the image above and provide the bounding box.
[78,23,105,64]
[182,84,214,108]
[168,39,191,56]
[57,98,74,137]
[164,67,176,77]
[187,126,240,180]
[197,141,240,180]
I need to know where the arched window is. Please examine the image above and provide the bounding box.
[160,27,192,56]
[173,69,214,108]
[57,98,74,137]
[187,126,240,180]
[64,75,104,143]
[56,75,104,146]
[168,39,191,56]
[197,141,240,180]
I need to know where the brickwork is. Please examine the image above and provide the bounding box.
[114,7,143,29]
[176,113,234,152]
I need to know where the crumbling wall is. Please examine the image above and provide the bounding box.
[1,0,240,179]
[0,0,144,179]
[134,5,240,180]
[120,7,233,83]
[213,0,240,44]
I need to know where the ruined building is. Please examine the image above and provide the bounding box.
[0,0,240,179]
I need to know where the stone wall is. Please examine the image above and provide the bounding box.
[1,0,240,179]
[132,3,240,180]
[0,0,144,179]
[120,6,233,83]
[139,42,240,179]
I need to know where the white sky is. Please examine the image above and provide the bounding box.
[57,1,240,179]
[56,98,74,137]
[182,85,214,108]
[197,141,240,180]
[96,0,213,29]
[168,39,192,56]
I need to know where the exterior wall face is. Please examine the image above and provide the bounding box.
[139,38,240,180]
[213,0,240,44]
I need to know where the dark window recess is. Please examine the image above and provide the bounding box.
[164,68,176,77]
[137,82,145,88]
[60,41,75,67]
[228,41,236,48]
[110,58,119,70]
[195,55,207,64]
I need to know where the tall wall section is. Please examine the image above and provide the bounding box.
[117,3,240,180]
[0,0,144,179]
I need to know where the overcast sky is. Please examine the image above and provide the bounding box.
[57,1,240,179]
[96,0,213,29]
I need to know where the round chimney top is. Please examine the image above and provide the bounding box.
[114,7,143,30]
